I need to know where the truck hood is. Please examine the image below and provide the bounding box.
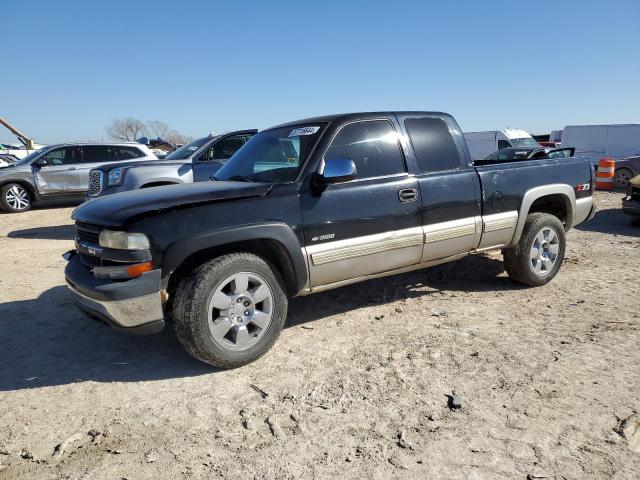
[93,159,191,172]
[73,181,272,227]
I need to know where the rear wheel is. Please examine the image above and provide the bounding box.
[172,253,288,368]
[504,213,566,287]
[0,183,32,212]
[614,167,634,190]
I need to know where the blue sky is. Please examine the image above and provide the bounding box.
[1,0,639,144]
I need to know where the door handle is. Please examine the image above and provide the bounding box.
[398,188,418,202]
[67,167,77,170]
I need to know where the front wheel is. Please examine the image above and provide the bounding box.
[0,183,32,212]
[172,253,288,368]
[503,213,566,287]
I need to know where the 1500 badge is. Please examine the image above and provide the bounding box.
[311,233,335,242]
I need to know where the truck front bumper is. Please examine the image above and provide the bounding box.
[64,253,165,335]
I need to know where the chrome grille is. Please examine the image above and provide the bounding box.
[88,170,103,197]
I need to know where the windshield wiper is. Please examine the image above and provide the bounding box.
[227,175,254,183]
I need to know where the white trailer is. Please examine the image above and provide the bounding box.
[560,123,640,165]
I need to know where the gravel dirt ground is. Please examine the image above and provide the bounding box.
[0,191,638,479]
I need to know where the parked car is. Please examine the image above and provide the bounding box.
[86,130,257,198]
[474,147,575,165]
[622,174,640,226]
[65,111,595,368]
[463,129,540,160]
[0,142,156,212]
[610,155,640,189]
[0,154,19,168]
[560,124,640,168]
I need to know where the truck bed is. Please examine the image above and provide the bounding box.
[475,156,594,217]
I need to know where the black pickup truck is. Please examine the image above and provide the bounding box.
[65,111,595,368]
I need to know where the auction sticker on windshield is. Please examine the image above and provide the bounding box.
[288,126,320,137]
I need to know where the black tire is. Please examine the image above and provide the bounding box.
[0,182,33,213]
[613,167,634,190]
[172,252,288,368]
[503,213,566,287]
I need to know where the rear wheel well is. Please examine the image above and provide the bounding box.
[141,182,178,189]
[528,194,569,226]
[166,239,300,302]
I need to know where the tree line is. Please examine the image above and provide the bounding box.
[106,118,193,146]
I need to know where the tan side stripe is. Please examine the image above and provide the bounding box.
[484,216,517,233]
[311,234,423,266]
[425,223,476,243]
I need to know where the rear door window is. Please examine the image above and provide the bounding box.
[81,146,111,163]
[111,146,145,161]
[324,120,405,179]
[404,117,461,173]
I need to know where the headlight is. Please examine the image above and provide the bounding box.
[107,168,126,186]
[99,230,150,250]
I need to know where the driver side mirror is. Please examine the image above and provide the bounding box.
[318,158,357,185]
[34,158,48,168]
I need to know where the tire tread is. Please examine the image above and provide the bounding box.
[504,212,566,287]
[172,252,287,368]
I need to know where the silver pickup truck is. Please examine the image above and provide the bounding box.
[87,130,256,198]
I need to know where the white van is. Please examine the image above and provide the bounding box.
[560,124,640,166]
[463,129,539,161]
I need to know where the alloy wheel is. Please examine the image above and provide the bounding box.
[529,227,560,276]
[5,185,30,210]
[206,272,274,351]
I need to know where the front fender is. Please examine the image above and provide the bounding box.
[162,222,308,295]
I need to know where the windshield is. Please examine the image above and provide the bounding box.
[510,137,539,148]
[13,146,51,166]
[164,136,212,160]
[214,124,325,183]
